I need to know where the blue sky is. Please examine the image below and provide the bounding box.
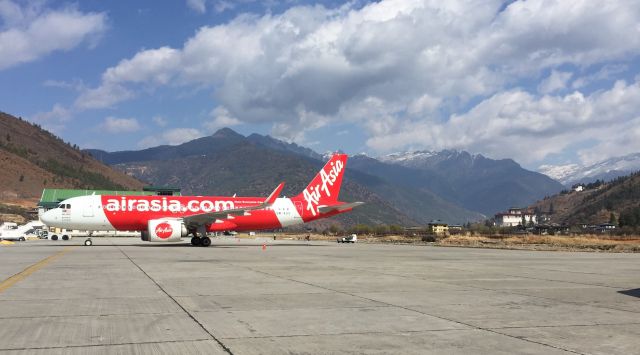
[1,0,640,170]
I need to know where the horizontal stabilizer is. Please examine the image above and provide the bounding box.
[265,182,285,205]
[318,202,364,214]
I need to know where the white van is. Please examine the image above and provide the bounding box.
[337,234,357,243]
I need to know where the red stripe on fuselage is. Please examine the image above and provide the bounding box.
[100,195,282,231]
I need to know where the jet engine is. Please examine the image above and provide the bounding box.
[141,219,187,242]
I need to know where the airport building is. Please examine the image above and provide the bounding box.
[37,186,181,213]
[427,220,449,234]
[494,208,537,227]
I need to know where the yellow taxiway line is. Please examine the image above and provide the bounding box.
[0,246,75,294]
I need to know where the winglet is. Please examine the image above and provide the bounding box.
[264,182,285,205]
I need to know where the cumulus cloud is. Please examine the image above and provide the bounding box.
[32,103,71,122]
[204,106,241,131]
[74,83,133,110]
[68,0,640,164]
[0,1,107,70]
[30,103,71,133]
[367,79,640,165]
[101,117,141,133]
[537,70,573,94]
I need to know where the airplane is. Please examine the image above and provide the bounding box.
[40,154,363,247]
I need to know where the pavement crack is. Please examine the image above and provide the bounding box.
[115,245,235,355]
[0,338,213,352]
[233,264,585,355]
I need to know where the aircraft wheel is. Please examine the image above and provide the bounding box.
[191,236,201,246]
[200,237,211,247]
[84,238,93,246]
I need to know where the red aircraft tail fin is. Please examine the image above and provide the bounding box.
[294,154,348,218]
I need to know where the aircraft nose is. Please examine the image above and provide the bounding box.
[40,210,55,225]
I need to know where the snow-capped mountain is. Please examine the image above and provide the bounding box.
[379,150,482,169]
[380,150,438,162]
[370,149,563,215]
[538,164,581,183]
[538,153,640,186]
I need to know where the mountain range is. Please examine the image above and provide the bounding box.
[539,153,640,186]
[372,150,563,216]
[87,128,564,226]
[0,109,572,227]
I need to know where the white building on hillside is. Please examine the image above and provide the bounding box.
[495,208,537,227]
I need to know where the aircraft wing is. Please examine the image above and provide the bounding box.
[182,182,284,228]
[318,201,364,214]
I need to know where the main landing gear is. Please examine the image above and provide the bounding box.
[190,226,211,247]
[190,236,212,247]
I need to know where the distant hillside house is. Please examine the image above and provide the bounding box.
[494,208,537,227]
[428,220,449,234]
[596,223,616,232]
[573,184,585,192]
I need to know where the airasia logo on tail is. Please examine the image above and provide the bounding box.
[303,158,344,216]
[155,222,173,239]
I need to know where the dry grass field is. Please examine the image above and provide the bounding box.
[258,232,640,252]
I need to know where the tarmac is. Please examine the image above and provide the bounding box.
[1,237,640,354]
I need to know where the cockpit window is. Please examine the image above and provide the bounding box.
[66,204,71,209]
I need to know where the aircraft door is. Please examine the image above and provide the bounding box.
[83,204,94,217]
[61,204,71,222]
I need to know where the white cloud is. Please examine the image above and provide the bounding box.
[152,116,168,127]
[32,103,71,122]
[407,94,442,116]
[537,70,573,94]
[102,47,180,85]
[42,78,85,91]
[186,0,207,13]
[572,64,628,89]
[74,83,133,110]
[68,0,640,163]
[0,1,107,70]
[101,117,141,133]
[138,128,203,148]
[213,1,234,13]
[204,106,241,131]
[367,79,640,166]
[30,103,72,133]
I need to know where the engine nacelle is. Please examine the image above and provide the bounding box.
[141,219,187,242]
